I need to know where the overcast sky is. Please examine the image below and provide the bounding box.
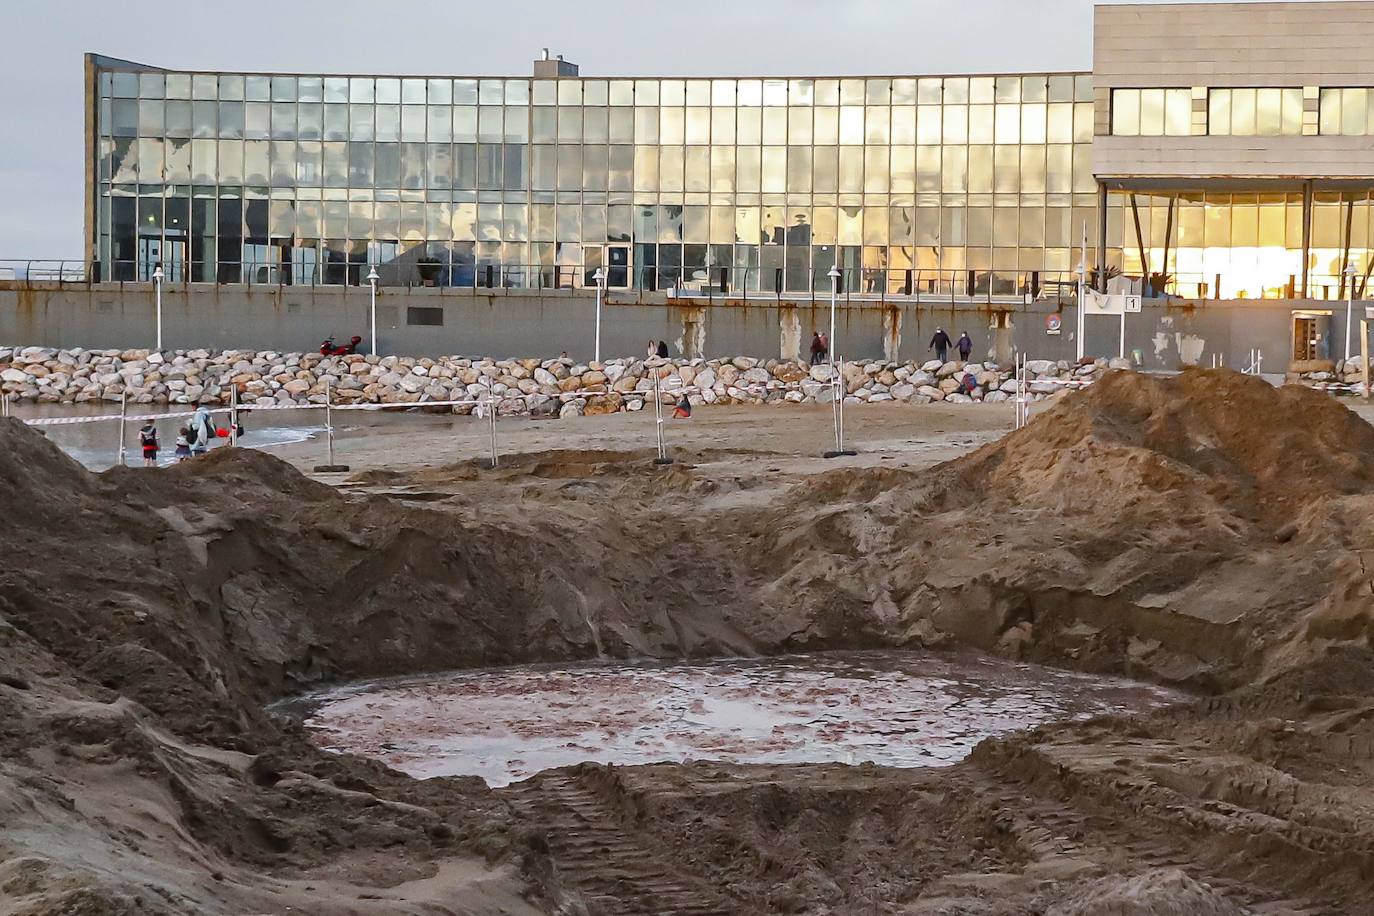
[0,0,1326,261]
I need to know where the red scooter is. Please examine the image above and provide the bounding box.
[319,335,363,356]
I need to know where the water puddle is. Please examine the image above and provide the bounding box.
[288,651,1184,787]
[14,405,323,470]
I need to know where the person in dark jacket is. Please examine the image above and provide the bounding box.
[809,331,827,365]
[957,331,973,361]
[929,327,952,363]
[656,340,670,358]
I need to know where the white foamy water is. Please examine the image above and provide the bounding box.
[17,405,324,470]
[291,651,1184,787]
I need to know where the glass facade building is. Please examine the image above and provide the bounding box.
[88,56,1103,298]
[85,49,1374,302]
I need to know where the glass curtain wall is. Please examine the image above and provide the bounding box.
[1114,190,1374,300]
[95,64,1110,294]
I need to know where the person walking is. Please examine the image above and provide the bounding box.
[174,427,192,461]
[957,331,974,362]
[138,420,159,467]
[189,405,215,457]
[809,331,826,366]
[929,327,952,363]
[656,340,670,358]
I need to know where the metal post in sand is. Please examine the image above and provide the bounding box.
[313,375,349,473]
[1362,318,1370,399]
[652,368,673,465]
[117,390,128,467]
[824,355,857,458]
[229,385,238,447]
[488,391,499,469]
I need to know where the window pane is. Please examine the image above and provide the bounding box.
[1139,89,1164,136]
[1165,89,1191,136]
[1112,89,1139,136]
[1256,89,1282,136]
[1231,88,1256,135]
[1320,89,1341,134]
[1210,90,1232,136]
[1343,88,1368,135]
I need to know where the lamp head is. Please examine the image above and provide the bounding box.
[828,265,841,279]
[593,266,605,284]
[152,266,163,281]
[366,266,379,282]
[1345,264,1358,277]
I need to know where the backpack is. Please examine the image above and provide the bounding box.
[186,421,201,445]
[139,427,157,447]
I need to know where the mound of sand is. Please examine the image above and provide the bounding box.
[937,368,1374,522]
[4,369,1374,913]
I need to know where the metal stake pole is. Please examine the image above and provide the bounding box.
[488,392,499,469]
[829,354,840,450]
[313,375,349,473]
[325,377,334,467]
[1362,318,1371,399]
[652,369,673,465]
[117,390,127,467]
[830,367,842,455]
[229,385,238,447]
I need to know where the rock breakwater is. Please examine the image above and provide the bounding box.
[0,345,1115,416]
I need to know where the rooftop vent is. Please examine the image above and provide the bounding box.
[534,50,579,78]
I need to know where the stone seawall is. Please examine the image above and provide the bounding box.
[0,345,1126,417]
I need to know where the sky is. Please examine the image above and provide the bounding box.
[0,0,1327,261]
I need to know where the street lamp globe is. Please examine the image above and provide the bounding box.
[594,266,606,286]
[153,265,164,282]
[366,266,379,283]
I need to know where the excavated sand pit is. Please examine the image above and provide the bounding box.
[290,651,1183,786]
[2,369,1374,914]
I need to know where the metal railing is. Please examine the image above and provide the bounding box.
[8,258,1370,304]
[0,260,89,283]
[24,259,1083,303]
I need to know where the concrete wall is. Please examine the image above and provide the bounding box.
[0,281,1338,371]
[1092,1,1374,180]
[1094,1,1374,88]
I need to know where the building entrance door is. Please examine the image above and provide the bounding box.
[138,237,186,281]
[1291,310,1332,362]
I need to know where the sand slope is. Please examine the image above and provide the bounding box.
[2,369,1374,913]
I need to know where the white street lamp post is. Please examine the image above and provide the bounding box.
[593,266,606,363]
[1345,263,1358,361]
[827,264,841,368]
[153,264,164,351]
[826,264,844,457]
[1075,260,1086,362]
[367,266,380,356]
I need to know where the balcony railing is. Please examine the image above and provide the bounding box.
[5,258,1368,303]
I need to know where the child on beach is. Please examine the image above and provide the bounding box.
[138,421,159,467]
[174,427,192,461]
